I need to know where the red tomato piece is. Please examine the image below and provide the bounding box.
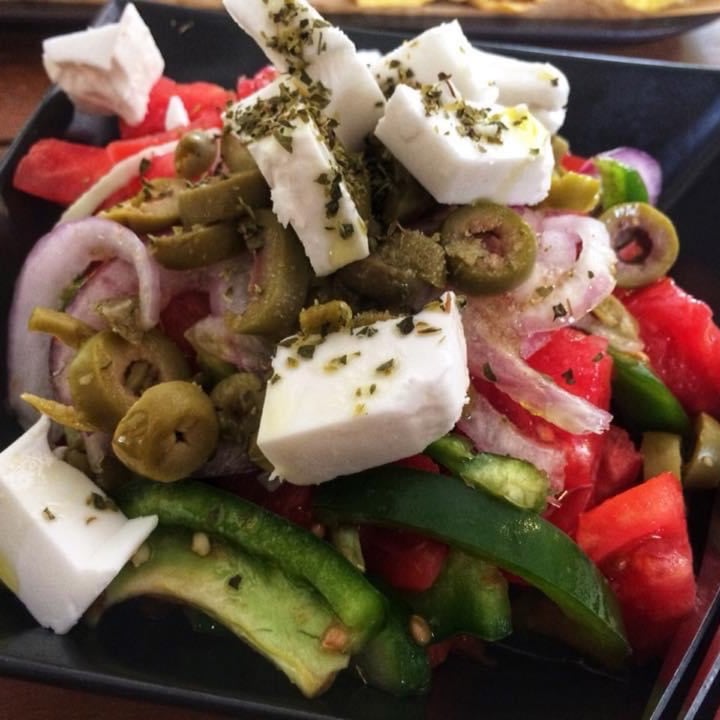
[176,81,235,121]
[475,328,612,536]
[619,277,720,417]
[12,138,113,206]
[560,153,596,175]
[359,525,449,592]
[593,424,642,505]
[159,290,211,357]
[394,454,440,474]
[236,65,279,99]
[576,471,686,565]
[118,76,179,139]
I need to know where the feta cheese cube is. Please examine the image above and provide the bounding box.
[374,84,554,206]
[223,0,385,149]
[229,79,369,276]
[164,95,190,131]
[42,3,164,125]
[257,292,469,485]
[0,416,157,633]
[373,21,498,106]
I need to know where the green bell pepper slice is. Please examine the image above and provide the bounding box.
[596,156,649,211]
[314,467,630,669]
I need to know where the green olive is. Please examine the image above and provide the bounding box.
[229,209,312,340]
[174,130,218,180]
[641,431,683,481]
[150,221,245,270]
[600,202,679,288]
[178,170,270,227]
[100,178,186,233]
[28,307,95,349]
[540,171,600,213]
[210,372,265,450]
[68,329,191,433]
[299,300,353,336]
[441,202,537,295]
[220,131,258,173]
[112,381,219,483]
[683,413,720,489]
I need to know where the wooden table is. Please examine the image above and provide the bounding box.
[2,7,720,719]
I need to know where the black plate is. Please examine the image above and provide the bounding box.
[2,2,720,718]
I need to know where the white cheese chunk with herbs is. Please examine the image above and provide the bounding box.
[42,3,164,125]
[257,292,469,485]
[375,84,553,206]
[223,0,385,149]
[373,21,498,106]
[470,48,569,133]
[0,417,158,633]
[230,80,369,276]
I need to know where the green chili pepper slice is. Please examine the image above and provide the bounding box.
[425,433,549,512]
[596,157,649,211]
[641,431,683,481]
[609,348,690,437]
[116,479,386,651]
[314,467,630,669]
[150,221,245,270]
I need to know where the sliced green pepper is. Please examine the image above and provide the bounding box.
[684,413,720,489]
[641,431,683,481]
[425,433,549,512]
[314,467,630,669]
[609,348,690,437]
[149,221,245,270]
[116,479,386,651]
[405,549,511,642]
[596,157,649,211]
[87,527,350,698]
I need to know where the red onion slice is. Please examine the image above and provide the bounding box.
[599,146,662,205]
[8,218,160,427]
[458,386,565,492]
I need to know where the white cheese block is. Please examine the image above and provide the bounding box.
[231,81,369,276]
[257,292,469,485]
[374,84,554,206]
[373,21,498,106]
[0,416,158,633]
[470,48,569,133]
[164,95,190,130]
[222,0,385,149]
[42,3,164,125]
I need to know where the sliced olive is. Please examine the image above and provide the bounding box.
[641,431,683,481]
[220,131,258,174]
[178,170,270,227]
[28,307,95,349]
[210,372,265,450]
[112,381,219,483]
[100,178,186,233]
[684,413,720,489]
[377,228,446,288]
[600,202,679,288]
[174,130,218,180]
[68,329,190,433]
[150,221,245,270]
[441,202,537,295]
[540,171,601,213]
[299,300,353,336]
[228,209,312,339]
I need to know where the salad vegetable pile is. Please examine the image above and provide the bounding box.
[3,0,720,703]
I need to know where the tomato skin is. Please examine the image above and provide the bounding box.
[395,454,440,474]
[159,290,211,357]
[236,66,279,99]
[620,277,720,417]
[577,472,696,657]
[359,525,449,592]
[118,76,233,139]
[560,153,596,175]
[12,139,113,206]
[475,328,612,536]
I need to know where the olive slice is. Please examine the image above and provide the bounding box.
[684,413,720,489]
[441,202,537,295]
[600,202,679,288]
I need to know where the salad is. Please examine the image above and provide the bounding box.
[1,0,719,706]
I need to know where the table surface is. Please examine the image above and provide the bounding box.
[3,5,720,719]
